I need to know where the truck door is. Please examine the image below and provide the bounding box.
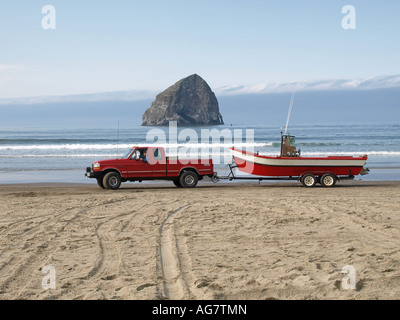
[126,148,152,178]
[149,147,167,177]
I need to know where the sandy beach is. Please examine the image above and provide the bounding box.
[0,180,399,300]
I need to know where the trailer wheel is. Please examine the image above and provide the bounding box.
[103,172,121,190]
[320,173,337,187]
[96,178,106,189]
[173,180,182,188]
[301,174,317,187]
[179,171,198,188]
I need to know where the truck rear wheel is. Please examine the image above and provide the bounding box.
[173,180,182,188]
[103,172,121,190]
[320,173,337,187]
[179,171,198,188]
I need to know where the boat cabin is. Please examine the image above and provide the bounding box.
[281,134,300,157]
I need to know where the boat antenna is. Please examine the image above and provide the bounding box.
[116,120,120,157]
[284,89,296,135]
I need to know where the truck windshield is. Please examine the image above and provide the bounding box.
[122,148,134,159]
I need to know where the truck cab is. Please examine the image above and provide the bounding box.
[85,146,214,189]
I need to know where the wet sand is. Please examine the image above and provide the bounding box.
[0,180,399,300]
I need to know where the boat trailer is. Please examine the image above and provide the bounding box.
[212,163,360,187]
[212,164,300,183]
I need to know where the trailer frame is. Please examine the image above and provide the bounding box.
[212,163,357,187]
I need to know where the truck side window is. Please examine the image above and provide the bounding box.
[131,150,144,160]
[131,150,138,160]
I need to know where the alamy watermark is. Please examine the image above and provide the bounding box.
[41,5,356,31]
[40,5,356,32]
[42,5,56,30]
[342,5,356,30]
[41,265,56,290]
[145,121,256,170]
[341,265,356,290]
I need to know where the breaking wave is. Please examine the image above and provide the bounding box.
[1,151,400,159]
[0,142,276,151]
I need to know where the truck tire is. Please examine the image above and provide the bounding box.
[97,178,106,189]
[179,171,198,188]
[301,173,317,187]
[103,172,121,190]
[320,173,337,187]
[173,180,182,188]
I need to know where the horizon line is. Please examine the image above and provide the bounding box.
[0,74,399,106]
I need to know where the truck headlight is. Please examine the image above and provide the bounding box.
[93,163,101,170]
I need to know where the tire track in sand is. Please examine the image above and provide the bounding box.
[39,201,150,300]
[0,197,128,299]
[62,205,146,299]
[158,203,199,300]
[0,205,89,299]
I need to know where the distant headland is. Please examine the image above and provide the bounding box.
[142,74,224,126]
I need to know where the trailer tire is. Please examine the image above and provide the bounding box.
[179,171,198,188]
[103,172,121,190]
[320,173,337,187]
[301,174,317,187]
[173,180,182,188]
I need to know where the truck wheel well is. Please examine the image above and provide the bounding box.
[103,168,121,176]
[179,167,199,177]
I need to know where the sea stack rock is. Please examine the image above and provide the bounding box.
[142,74,224,126]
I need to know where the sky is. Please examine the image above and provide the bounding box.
[0,0,400,101]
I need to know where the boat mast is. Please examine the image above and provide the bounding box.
[280,89,297,157]
[284,89,296,136]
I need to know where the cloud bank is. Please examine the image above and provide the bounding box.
[215,74,400,95]
[0,90,157,106]
[1,74,399,105]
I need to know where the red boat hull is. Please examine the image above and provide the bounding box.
[231,148,368,177]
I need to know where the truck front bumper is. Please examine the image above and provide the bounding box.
[85,167,103,179]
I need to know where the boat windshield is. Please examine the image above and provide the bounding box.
[122,148,134,159]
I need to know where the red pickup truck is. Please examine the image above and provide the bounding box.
[85,146,214,189]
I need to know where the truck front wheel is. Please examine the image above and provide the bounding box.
[97,178,106,189]
[179,171,198,188]
[103,172,122,190]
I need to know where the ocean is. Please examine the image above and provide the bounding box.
[0,123,399,184]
